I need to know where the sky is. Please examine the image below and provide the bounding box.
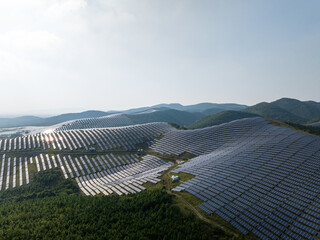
[0,0,319,116]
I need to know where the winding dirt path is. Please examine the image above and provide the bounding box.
[162,164,239,237]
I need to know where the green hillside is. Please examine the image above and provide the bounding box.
[0,169,241,240]
[243,98,320,124]
[272,98,320,121]
[189,111,259,129]
[201,107,226,116]
[242,102,307,123]
[304,101,320,112]
[128,109,205,126]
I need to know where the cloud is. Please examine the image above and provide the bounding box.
[0,0,319,115]
[0,30,62,51]
[45,0,87,19]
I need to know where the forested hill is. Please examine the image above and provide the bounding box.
[242,98,320,124]
[189,111,259,129]
[128,109,205,126]
[0,169,240,240]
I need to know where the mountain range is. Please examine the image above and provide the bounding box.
[190,98,320,129]
[243,98,320,124]
[0,103,247,128]
[1,98,320,129]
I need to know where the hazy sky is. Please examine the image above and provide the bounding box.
[0,0,319,116]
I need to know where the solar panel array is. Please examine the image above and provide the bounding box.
[0,151,171,195]
[151,117,268,156]
[1,114,319,239]
[55,114,134,131]
[32,153,140,176]
[169,118,320,240]
[0,122,172,152]
[76,155,173,196]
[0,155,30,190]
[0,122,174,195]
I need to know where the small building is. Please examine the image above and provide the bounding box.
[176,160,185,165]
[171,175,180,183]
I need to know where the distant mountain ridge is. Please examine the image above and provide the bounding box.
[128,109,204,126]
[151,103,247,112]
[1,98,319,129]
[0,102,247,128]
[122,102,247,114]
[0,111,115,128]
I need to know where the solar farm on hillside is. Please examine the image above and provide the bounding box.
[0,115,319,240]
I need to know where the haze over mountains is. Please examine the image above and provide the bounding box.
[0,102,247,128]
[1,98,320,130]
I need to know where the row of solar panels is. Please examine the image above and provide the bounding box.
[33,153,141,178]
[55,114,134,131]
[0,152,140,190]
[150,117,269,156]
[0,153,170,196]
[0,155,30,190]
[76,155,173,196]
[0,122,171,152]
